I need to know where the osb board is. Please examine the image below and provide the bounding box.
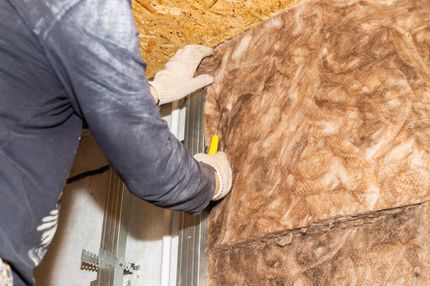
[208,202,430,285]
[132,0,298,76]
[198,0,430,247]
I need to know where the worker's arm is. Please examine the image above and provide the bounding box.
[40,0,225,213]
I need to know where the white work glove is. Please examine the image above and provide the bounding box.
[0,258,12,286]
[194,152,232,201]
[148,45,214,105]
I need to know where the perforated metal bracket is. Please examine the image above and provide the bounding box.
[80,249,140,276]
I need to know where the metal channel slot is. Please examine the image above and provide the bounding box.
[96,170,131,286]
[177,90,209,286]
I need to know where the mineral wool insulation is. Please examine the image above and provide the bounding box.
[198,0,430,284]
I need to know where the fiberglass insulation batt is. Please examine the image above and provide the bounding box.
[198,0,430,284]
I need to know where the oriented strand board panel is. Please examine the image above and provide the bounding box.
[199,0,430,248]
[209,202,430,285]
[131,0,297,76]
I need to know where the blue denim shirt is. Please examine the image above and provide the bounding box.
[0,0,214,284]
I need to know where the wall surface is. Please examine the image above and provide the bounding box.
[123,198,178,286]
[33,173,109,286]
[199,0,430,284]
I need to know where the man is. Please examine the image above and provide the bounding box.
[0,0,232,285]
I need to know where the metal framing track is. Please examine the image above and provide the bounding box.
[95,170,131,286]
[177,90,209,286]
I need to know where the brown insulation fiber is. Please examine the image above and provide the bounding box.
[197,0,430,283]
[209,202,430,285]
[201,0,430,246]
[131,0,297,76]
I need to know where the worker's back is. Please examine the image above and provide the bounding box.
[0,0,219,284]
[0,0,83,284]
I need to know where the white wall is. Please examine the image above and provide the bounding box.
[121,198,170,286]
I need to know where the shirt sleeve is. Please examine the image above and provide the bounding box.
[41,0,215,213]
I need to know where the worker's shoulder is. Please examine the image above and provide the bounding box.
[8,0,137,48]
[7,0,84,38]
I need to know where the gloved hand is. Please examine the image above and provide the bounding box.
[148,45,214,105]
[194,152,232,201]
